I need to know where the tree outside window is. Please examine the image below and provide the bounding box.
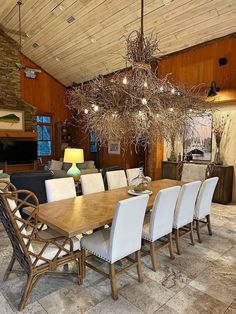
[37,115,52,156]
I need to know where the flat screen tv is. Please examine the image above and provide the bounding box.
[0,140,37,164]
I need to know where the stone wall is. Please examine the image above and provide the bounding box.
[0,30,36,131]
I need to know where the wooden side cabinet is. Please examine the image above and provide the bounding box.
[211,165,234,204]
[161,161,234,204]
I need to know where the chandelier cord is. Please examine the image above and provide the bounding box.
[140,0,144,59]
[17,1,22,52]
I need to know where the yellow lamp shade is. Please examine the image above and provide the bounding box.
[64,148,84,177]
[64,148,84,164]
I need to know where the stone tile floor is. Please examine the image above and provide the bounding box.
[0,203,235,314]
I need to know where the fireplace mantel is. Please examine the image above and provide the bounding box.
[0,131,37,138]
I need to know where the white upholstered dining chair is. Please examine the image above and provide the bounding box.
[142,186,181,271]
[181,163,207,182]
[81,195,149,300]
[173,181,201,254]
[194,177,218,243]
[80,173,105,195]
[45,177,76,202]
[106,170,128,190]
[126,168,140,185]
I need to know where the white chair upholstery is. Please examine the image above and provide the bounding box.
[126,168,140,185]
[81,195,149,300]
[142,186,181,242]
[45,177,76,202]
[181,163,207,182]
[173,181,202,229]
[81,195,149,263]
[194,177,219,243]
[194,177,218,220]
[80,173,105,195]
[106,170,128,190]
[142,186,180,271]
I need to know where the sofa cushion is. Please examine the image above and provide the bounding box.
[85,160,95,169]
[49,160,63,171]
[51,170,68,178]
[80,169,99,175]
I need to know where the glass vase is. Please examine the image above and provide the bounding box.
[130,167,151,193]
[214,145,223,165]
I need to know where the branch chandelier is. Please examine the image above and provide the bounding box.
[68,0,211,149]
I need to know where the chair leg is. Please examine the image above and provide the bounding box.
[150,242,157,272]
[81,249,86,279]
[196,220,202,243]
[135,251,144,283]
[3,255,16,281]
[174,229,181,255]
[167,233,175,259]
[19,274,38,311]
[190,222,195,246]
[109,263,118,300]
[206,214,212,236]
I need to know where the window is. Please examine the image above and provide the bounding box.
[37,115,52,156]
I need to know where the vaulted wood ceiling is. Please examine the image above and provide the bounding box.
[1,0,236,86]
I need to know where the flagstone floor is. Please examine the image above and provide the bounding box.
[0,203,235,314]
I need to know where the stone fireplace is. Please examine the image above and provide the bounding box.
[0,30,36,131]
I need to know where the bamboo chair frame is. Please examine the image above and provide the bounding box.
[0,181,83,311]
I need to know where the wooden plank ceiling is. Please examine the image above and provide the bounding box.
[1,0,236,86]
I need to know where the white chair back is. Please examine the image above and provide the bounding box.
[181,163,207,182]
[173,181,201,229]
[109,195,149,263]
[80,173,105,195]
[149,186,181,241]
[194,177,218,219]
[45,177,76,202]
[106,170,127,190]
[126,168,140,186]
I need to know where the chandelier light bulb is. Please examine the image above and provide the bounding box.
[171,88,175,94]
[141,97,147,105]
[160,86,164,92]
[177,92,181,96]
[189,108,193,112]
[144,81,148,87]
[84,109,88,114]
[122,76,128,85]
[169,107,174,112]
[156,113,160,118]
[139,110,143,116]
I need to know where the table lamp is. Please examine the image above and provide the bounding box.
[64,148,84,177]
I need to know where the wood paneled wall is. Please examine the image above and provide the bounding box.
[20,55,70,161]
[158,35,236,101]
[20,55,70,123]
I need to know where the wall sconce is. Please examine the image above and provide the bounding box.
[207,81,220,97]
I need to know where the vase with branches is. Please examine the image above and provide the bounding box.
[212,114,229,165]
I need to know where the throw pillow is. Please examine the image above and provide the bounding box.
[49,160,63,171]
[0,170,3,173]
[85,160,95,169]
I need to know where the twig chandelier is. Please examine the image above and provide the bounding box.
[68,0,211,149]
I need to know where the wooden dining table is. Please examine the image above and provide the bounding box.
[26,179,182,237]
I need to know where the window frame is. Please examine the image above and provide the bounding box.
[36,114,53,158]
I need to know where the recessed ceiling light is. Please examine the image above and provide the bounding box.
[55,57,60,62]
[59,4,65,10]
[32,42,39,48]
[66,16,76,24]
[90,38,97,43]
[163,0,174,5]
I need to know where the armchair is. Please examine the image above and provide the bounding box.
[0,181,83,310]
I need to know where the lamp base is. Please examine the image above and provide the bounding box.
[66,163,81,178]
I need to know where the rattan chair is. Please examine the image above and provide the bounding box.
[0,181,83,310]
